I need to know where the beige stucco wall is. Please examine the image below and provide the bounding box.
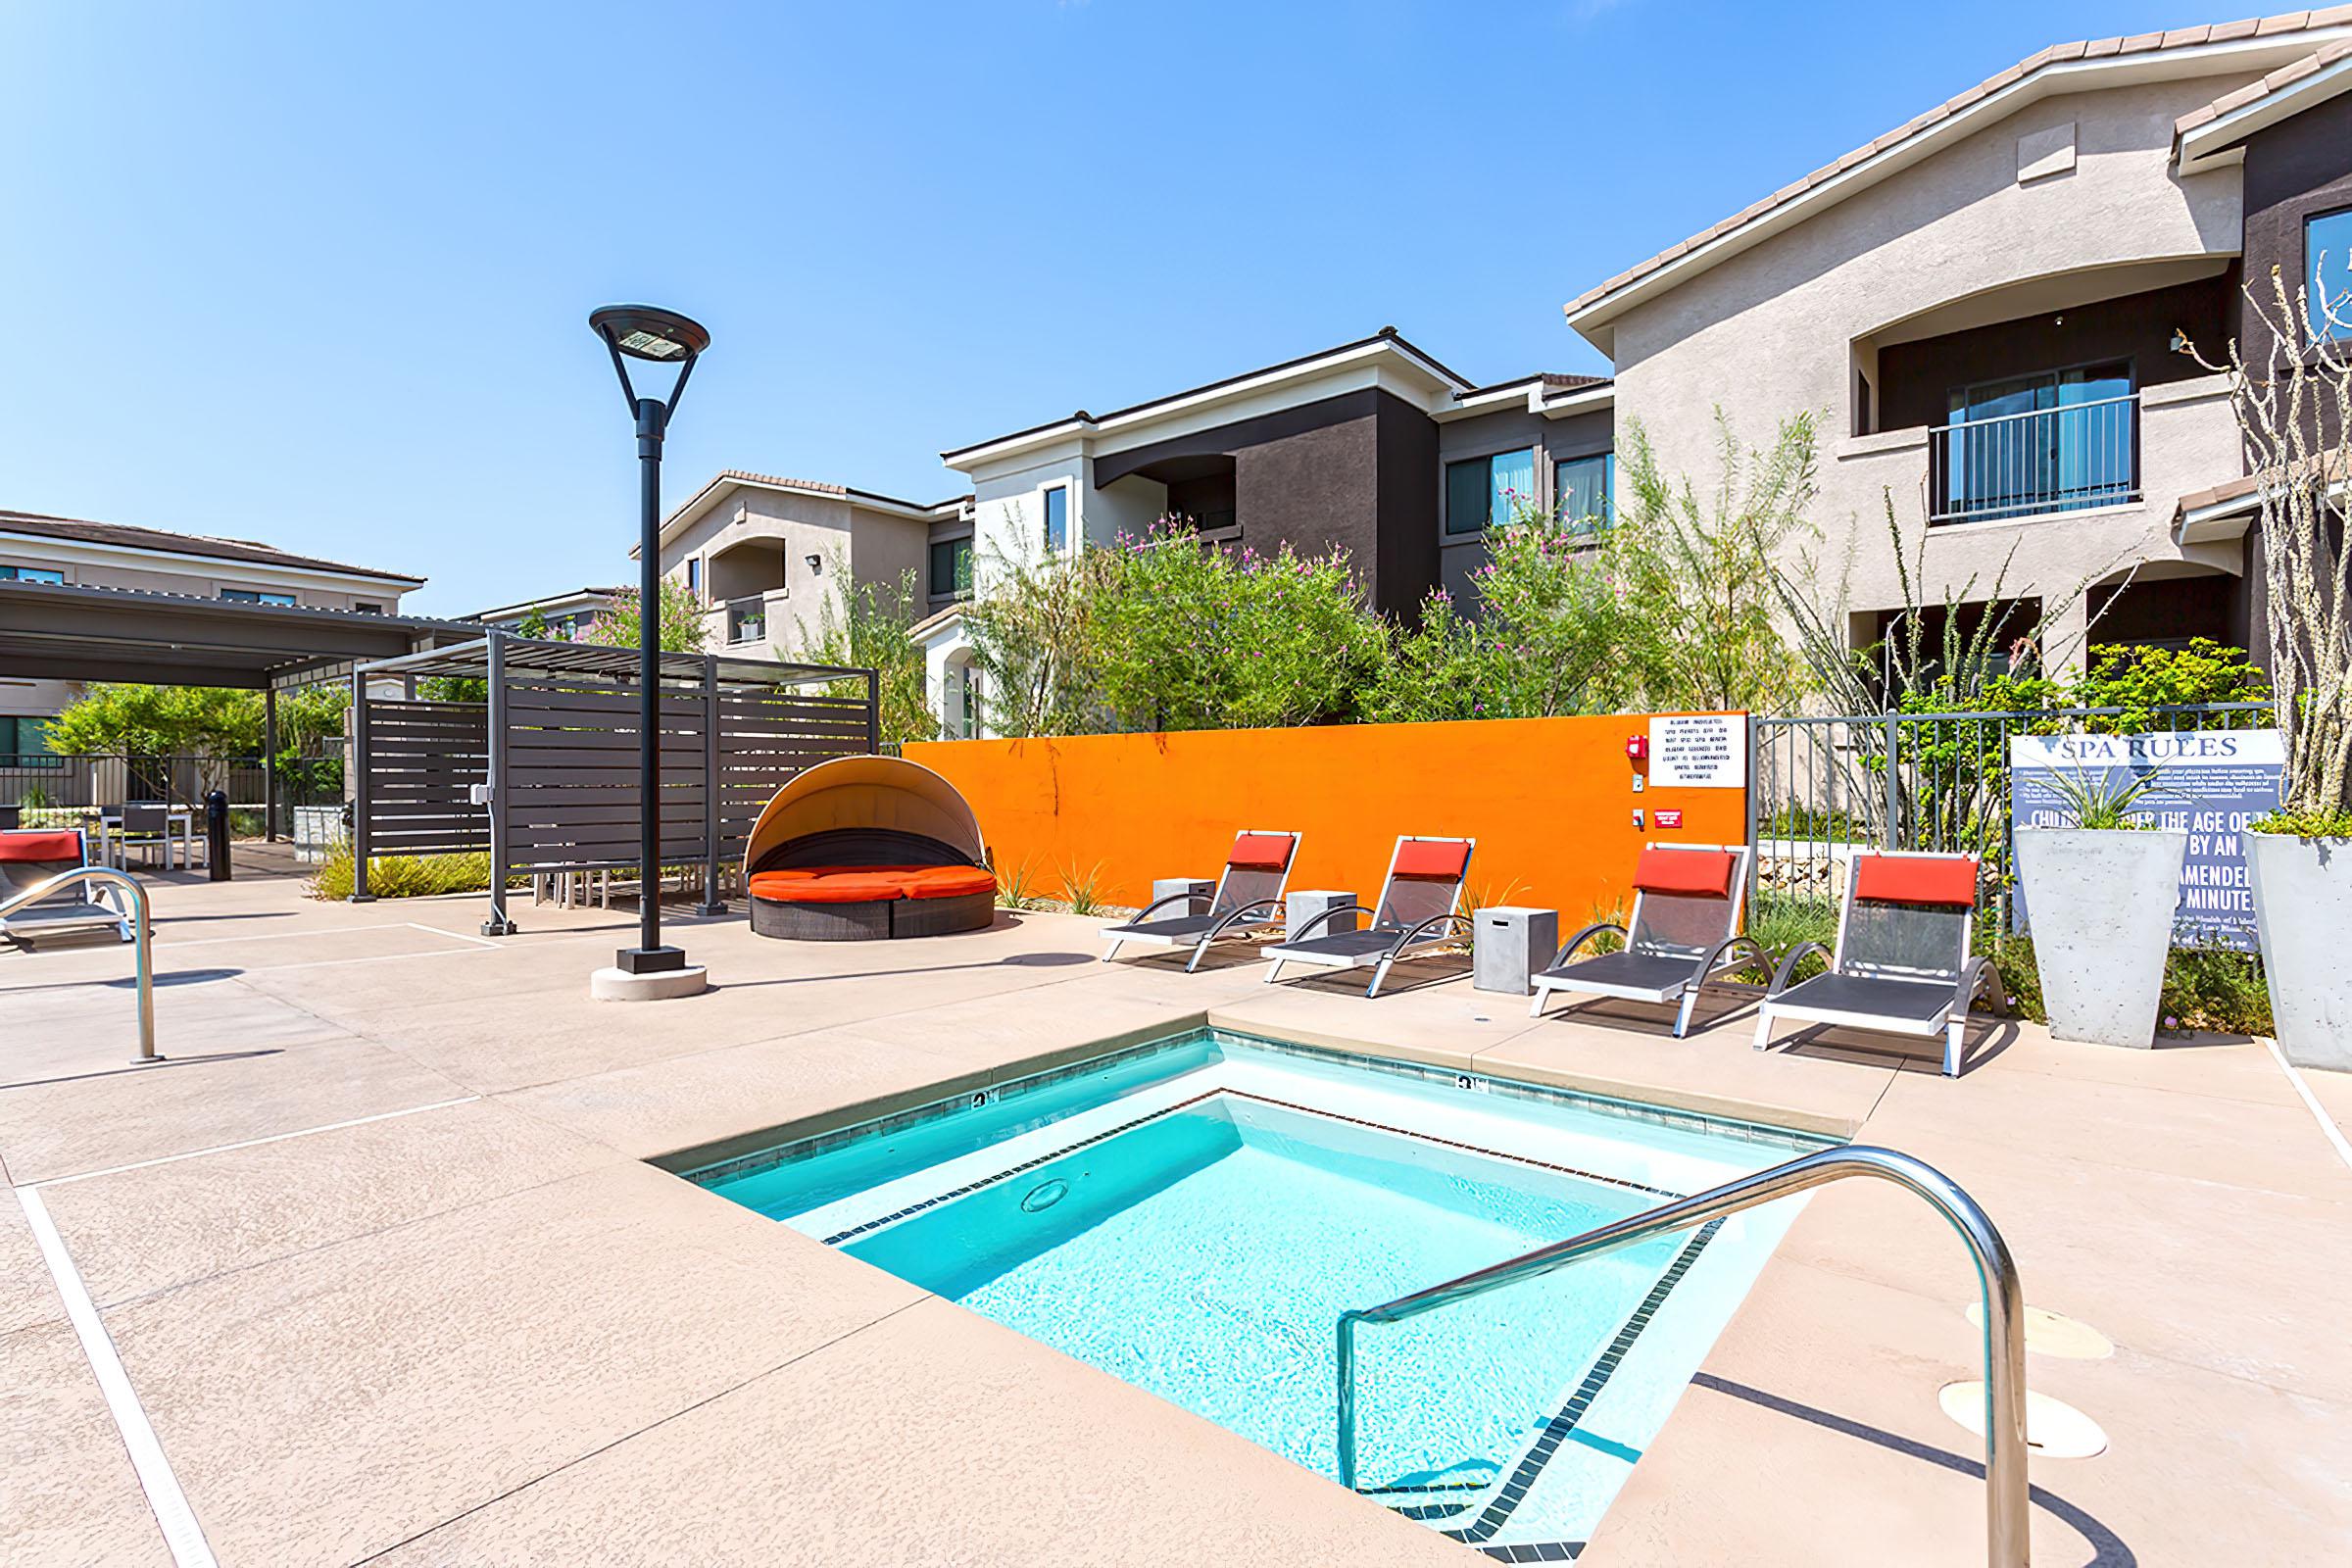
[659,485,927,660]
[1602,74,2260,669]
[0,543,406,612]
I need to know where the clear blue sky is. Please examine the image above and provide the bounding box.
[4,0,2194,614]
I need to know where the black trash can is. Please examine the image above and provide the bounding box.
[205,789,232,881]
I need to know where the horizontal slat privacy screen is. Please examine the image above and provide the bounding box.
[353,641,877,918]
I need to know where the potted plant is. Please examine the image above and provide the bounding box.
[2015,767,2184,1050]
[2195,273,2352,1070]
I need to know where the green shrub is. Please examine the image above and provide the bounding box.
[307,844,493,901]
[2250,807,2352,839]
[1965,930,2271,1037]
[1745,892,1837,981]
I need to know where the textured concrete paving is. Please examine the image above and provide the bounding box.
[2,857,2347,1565]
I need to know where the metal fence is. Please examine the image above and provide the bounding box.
[0,753,345,816]
[1752,702,2275,921]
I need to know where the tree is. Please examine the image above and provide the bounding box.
[581,577,709,653]
[44,682,349,792]
[960,504,1108,737]
[808,563,937,747]
[1614,410,1816,714]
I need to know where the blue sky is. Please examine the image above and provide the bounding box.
[4,0,2193,613]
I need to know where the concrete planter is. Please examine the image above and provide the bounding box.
[2244,831,2352,1071]
[2016,827,2186,1049]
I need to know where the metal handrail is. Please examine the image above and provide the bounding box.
[0,866,158,1062]
[1936,388,2135,433]
[1336,1145,2029,1568]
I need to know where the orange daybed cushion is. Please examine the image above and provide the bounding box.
[1632,846,1738,899]
[1392,838,1471,878]
[748,864,996,904]
[1852,854,1979,907]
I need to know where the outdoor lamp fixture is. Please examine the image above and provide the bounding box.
[589,303,712,995]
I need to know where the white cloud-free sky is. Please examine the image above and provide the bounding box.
[2,0,2186,612]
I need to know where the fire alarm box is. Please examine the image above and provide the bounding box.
[1625,733,1648,761]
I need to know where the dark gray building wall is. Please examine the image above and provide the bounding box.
[2239,89,2352,447]
[1435,406,1615,605]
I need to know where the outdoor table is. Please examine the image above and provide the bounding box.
[91,808,199,871]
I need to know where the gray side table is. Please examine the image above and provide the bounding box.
[1474,906,1559,995]
[1286,889,1359,942]
[1152,877,1216,916]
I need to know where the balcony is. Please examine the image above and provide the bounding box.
[1927,393,2138,525]
[725,594,768,646]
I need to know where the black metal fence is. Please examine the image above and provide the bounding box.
[0,753,344,817]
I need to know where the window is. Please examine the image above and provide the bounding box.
[0,714,59,766]
[0,565,65,584]
[354,602,383,614]
[686,558,702,599]
[1043,486,1069,554]
[1554,453,1613,531]
[1936,361,2135,523]
[929,536,973,599]
[1444,448,1536,535]
[2307,207,2352,341]
[220,588,297,606]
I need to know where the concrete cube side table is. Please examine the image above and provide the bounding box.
[1152,877,1216,917]
[1286,890,1359,942]
[1474,906,1558,996]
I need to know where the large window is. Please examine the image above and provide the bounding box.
[0,714,58,765]
[1554,453,1613,531]
[220,588,298,607]
[1043,486,1069,554]
[1444,447,1537,536]
[1934,361,2135,523]
[686,558,702,600]
[929,536,973,599]
[0,565,64,583]
[2308,207,2352,341]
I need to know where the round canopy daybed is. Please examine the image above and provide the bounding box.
[740,756,996,940]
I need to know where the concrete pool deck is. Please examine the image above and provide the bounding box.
[3,857,2348,1565]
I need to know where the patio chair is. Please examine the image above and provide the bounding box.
[1753,850,2008,1077]
[1529,843,1767,1037]
[1101,830,1302,971]
[0,828,133,945]
[1258,835,1475,999]
[116,803,172,871]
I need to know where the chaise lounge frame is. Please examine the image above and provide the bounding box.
[1530,842,1766,1037]
[1258,834,1476,999]
[1101,830,1302,972]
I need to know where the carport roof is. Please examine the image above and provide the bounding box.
[0,579,484,689]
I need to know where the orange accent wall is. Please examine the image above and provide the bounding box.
[906,714,1748,921]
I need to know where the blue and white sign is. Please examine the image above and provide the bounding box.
[2009,729,2282,949]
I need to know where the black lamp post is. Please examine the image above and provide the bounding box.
[590,303,710,977]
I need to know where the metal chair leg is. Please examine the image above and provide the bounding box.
[1366,957,1392,999]
[1752,1007,1776,1053]
[1263,958,1284,985]
[1944,1017,1964,1078]
[1102,940,1122,963]
[1528,985,1549,1019]
[1673,989,1701,1039]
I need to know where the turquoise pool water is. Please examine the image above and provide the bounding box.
[693,1031,1826,1550]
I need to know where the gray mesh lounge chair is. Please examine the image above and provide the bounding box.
[1754,850,2008,1077]
[1101,830,1301,970]
[1258,835,1475,999]
[1530,843,1765,1037]
[0,828,132,945]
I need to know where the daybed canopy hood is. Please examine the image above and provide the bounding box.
[742,756,987,874]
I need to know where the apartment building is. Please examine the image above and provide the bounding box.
[644,470,971,661]
[0,507,423,759]
[921,329,1615,735]
[1564,12,2352,676]
[470,587,621,641]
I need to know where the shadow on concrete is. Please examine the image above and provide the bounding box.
[1690,1373,2135,1567]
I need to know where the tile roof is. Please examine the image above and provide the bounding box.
[2174,35,2352,135]
[1564,9,2352,321]
[0,508,423,583]
[1455,372,1613,401]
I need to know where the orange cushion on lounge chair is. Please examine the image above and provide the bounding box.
[0,830,83,864]
[748,869,908,904]
[1228,833,1294,870]
[1853,854,1978,907]
[898,865,998,900]
[1392,838,1470,878]
[1632,846,1737,898]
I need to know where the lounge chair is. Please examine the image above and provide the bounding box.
[1754,850,2008,1077]
[1258,835,1475,999]
[1529,843,1766,1037]
[1101,830,1301,970]
[0,828,133,946]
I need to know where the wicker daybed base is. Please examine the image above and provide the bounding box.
[750,888,993,942]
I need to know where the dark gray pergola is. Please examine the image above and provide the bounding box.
[0,580,484,836]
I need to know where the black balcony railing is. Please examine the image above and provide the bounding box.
[1928,393,2138,524]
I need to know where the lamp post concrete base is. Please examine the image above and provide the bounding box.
[590,963,710,1002]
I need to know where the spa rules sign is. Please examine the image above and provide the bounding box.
[2009,728,2282,949]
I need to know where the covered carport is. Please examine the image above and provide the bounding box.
[0,579,483,836]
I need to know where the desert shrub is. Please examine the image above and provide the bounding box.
[307,844,494,901]
[808,564,937,748]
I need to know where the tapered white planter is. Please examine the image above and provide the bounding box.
[2016,828,2186,1050]
[2243,831,2352,1071]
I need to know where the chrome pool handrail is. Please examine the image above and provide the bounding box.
[0,866,157,1061]
[1335,1144,2030,1568]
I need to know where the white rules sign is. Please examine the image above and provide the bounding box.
[1648,714,1747,789]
